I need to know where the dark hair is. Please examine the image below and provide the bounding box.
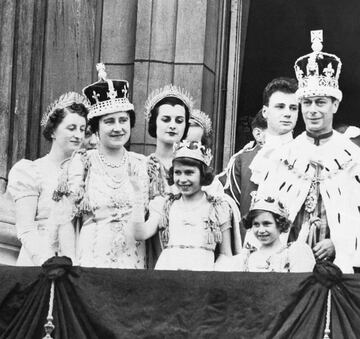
[43,103,88,141]
[89,110,136,133]
[148,97,190,139]
[243,209,291,233]
[167,157,214,186]
[251,109,267,130]
[263,77,298,106]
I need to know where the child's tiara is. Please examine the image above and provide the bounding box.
[173,140,212,166]
[249,193,290,219]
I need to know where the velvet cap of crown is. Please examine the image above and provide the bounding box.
[82,63,134,120]
[173,140,213,166]
[294,30,342,102]
[249,194,290,219]
[189,109,212,135]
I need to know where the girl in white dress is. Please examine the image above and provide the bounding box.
[237,195,315,272]
[132,140,233,271]
[7,92,88,265]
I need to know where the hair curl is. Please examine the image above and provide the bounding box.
[263,77,298,106]
[242,209,291,233]
[42,103,88,141]
[148,97,190,139]
[167,157,214,187]
[89,110,136,134]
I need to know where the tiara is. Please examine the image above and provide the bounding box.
[144,84,193,121]
[41,92,89,127]
[190,109,212,135]
[249,193,290,219]
[173,140,212,166]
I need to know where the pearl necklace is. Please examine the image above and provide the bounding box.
[99,151,126,168]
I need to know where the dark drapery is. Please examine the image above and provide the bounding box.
[0,258,360,338]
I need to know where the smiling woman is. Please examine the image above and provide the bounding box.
[7,92,88,265]
[49,64,149,269]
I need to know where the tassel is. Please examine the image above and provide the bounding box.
[161,228,169,244]
[52,177,70,201]
[207,230,215,245]
[213,227,222,244]
[78,192,91,215]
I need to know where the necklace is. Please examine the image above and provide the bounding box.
[99,151,126,168]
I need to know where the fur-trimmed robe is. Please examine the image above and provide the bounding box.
[252,131,360,273]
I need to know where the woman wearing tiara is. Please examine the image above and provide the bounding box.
[186,108,213,148]
[50,64,149,269]
[7,92,88,265]
[145,85,192,200]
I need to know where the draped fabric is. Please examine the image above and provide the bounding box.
[0,258,359,339]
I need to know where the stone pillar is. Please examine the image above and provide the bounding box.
[131,0,221,155]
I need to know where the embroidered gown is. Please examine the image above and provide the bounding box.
[7,156,60,265]
[150,193,232,271]
[51,149,149,269]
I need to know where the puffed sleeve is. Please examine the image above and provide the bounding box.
[7,159,53,265]
[215,198,232,232]
[7,159,40,201]
[288,241,316,273]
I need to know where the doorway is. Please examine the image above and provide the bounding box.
[226,0,360,157]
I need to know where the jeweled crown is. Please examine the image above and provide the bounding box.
[294,30,342,101]
[41,92,89,127]
[144,84,193,121]
[82,63,134,120]
[190,109,212,136]
[173,140,212,166]
[249,193,290,219]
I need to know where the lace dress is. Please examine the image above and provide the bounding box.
[51,149,149,269]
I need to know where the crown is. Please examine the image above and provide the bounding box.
[82,63,134,120]
[41,92,90,127]
[249,193,290,219]
[144,84,193,121]
[294,30,342,101]
[173,140,212,166]
[190,109,212,136]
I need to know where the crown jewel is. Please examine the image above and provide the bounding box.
[249,193,290,219]
[41,92,89,127]
[190,109,212,135]
[173,140,212,166]
[144,84,193,121]
[294,30,342,101]
[83,63,134,120]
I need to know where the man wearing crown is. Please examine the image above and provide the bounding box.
[254,30,360,273]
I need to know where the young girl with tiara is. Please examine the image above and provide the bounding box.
[236,194,315,272]
[131,140,233,271]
